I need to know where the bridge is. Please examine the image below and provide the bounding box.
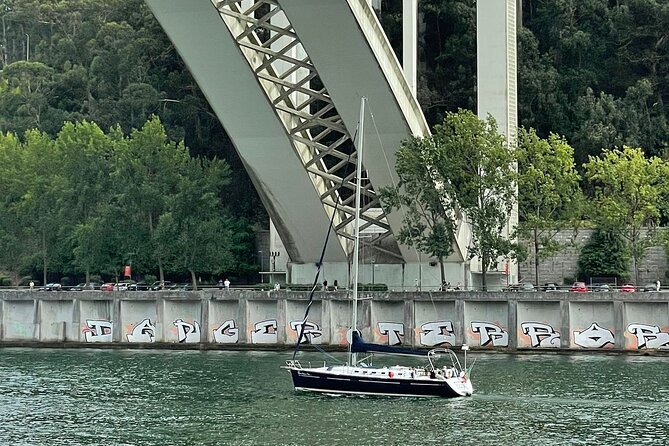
[144,0,518,290]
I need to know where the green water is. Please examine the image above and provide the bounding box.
[1,348,668,445]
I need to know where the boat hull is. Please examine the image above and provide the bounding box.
[288,367,471,398]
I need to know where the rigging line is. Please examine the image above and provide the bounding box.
[293,126,359,360]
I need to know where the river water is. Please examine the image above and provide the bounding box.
[0,348,668,445]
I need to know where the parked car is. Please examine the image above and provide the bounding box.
[542,283,560,292]
[100,283,115,292]
[591,283,612,292]
[71,282,101,291]
[520,282,535,292]
[620,284,636,293]
[570,281,588,293]
[44,283,62,291]
[128,281,151,291]
[639,283,659,292]
[150,281,172,291]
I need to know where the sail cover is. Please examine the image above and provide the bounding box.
[351,331,428,357]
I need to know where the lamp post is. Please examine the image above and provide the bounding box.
[25,33,29,61]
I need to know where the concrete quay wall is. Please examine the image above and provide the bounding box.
[1,290,668,352]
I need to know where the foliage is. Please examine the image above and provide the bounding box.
[433,110,521,290]
[517,127,583,285]
[583,147,669,284]
[577,229,630,282]
[379,136,457,284]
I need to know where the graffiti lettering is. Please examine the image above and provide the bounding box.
[471,321,508,347]
[289,320,322,344]
[419,321,455,347]
[82,319,113,342]
[521,322,560,348]
[251,319,278,344]
[213,319,239,343]
[174,319,201,343]
[127,319,155,343]
[573,322,614,348]
[378,322,404,346]
[627,324,669,349]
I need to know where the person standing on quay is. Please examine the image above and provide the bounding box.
[224,278,230,290]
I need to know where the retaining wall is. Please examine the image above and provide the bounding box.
[1,290,668,352]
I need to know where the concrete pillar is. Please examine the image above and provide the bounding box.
[156,297,165,342]
[277,297,287,344]
[33,299,40,340]
[404,298,415,346]
[560,300,570,348]
[200,296,210,344]
[454,298,465,346]
[613,300,625,349]
[0,299,4,340]
[112,296,121,343]
[72,298,81,342]
[402,0,418,98]
[508,299,517,349]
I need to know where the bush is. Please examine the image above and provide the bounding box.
[0,276,11,286]
[358,283,388,291]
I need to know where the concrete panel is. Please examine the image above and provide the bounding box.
[327,300,351,346]
[121,300,159,343]
[3,300,36,341]
[623,302,669,350]
[39,300,74,342]
[163,300,202,343]
[79,300,114,343]
[569,302,615,349]
[414,300,456,347]
[464,301,509,348]
[516,301,561,348]
[209,300,243,344]
[370,301,405,345]
[247,300,279,344]
[285,300,323,345]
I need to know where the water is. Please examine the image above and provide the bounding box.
[1,348,668,445]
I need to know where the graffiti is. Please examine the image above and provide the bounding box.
[573,322,614,348]
[289,320,322,344]
[82,319,113,342]
[627,324,669,349]
[251,319,278,344]
[127,319,156,343]
[174,319,201,343]
[378,322,404,345]
[419,321,455,347]
[471,321,508,347]
[213,319,239,343]
[521,322,560,348]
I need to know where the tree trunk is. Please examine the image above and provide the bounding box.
[42,229,47,286]
[190,269,198,291]
[439,256,445,288]
[534,228,540,287]
[481,253,487,291]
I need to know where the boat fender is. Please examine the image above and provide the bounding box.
[389,371,394,378]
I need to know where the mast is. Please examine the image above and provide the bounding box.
[349,96,366,366]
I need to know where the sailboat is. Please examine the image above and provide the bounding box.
[284,97,473,398]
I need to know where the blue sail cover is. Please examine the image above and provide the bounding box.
[351,331,429,357]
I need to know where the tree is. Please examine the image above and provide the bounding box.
[379,136,457,285]
[577,229,630,282]
[433,110,521,290]
[583,147,669,284]
[517,128,582,286]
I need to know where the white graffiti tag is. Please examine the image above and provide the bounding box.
[627,324,669,350]
[378,322,404,346]
[174,319,201,343]
[127,319,156,343]
[521,322,560,348]
[471,321,509,347]
[213,319,239,343]
[82,319,113,342]
[251,319,278,344]
[419,321,455,347]
[573,322,614,348]
[289,320,323,344]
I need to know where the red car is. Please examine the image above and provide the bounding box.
[100,283,115,291]
[570,281,588,292]
[620,284,636,293]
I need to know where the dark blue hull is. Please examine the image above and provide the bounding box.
[289,368,465,398]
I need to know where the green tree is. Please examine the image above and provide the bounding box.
[583,147,668,284]
[379,136,457,284]
[577,229,630,282]
[517,128,582,286]
[433,110,521,290]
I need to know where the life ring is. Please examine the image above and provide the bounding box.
[389,371,394,378]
